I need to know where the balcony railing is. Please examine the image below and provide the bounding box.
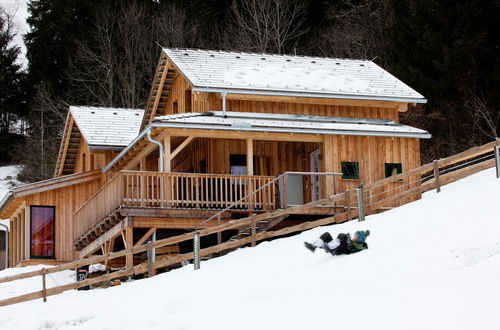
[73,171,276,241]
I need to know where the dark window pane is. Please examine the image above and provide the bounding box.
[31,206,55,258]
[385,163,402,178]
[341,161,359,179]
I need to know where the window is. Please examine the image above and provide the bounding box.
[30,206,55,258]
[341,161,359,179]
[385,163,402,178]
[185,90,192,112]
[173,101,178,114]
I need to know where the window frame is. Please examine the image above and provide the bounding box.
[341,161,360,180]
[30,205,56,259]
[384,163,403,178]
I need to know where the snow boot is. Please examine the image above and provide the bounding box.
[304,242,316,252]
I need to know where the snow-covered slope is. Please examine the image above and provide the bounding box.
[0,168,499,330]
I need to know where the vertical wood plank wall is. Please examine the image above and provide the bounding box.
[12,179,102,263]
[73,139,118,174]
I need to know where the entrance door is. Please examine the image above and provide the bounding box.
[310,149,321,201]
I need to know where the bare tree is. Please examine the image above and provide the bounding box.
[466,92,499,140]
[313,0,389,64]
[68,3,159,108]
[228,0,308,54]
[153,3,202,48]
[18,85,66,181]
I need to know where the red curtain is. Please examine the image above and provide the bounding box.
[31,207,55,258]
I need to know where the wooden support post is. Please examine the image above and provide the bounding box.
[164,135,171,207]
[41,268,47,302]
[125,226,133,269]
[345,190,352,221]
[283,174,288,208]
[433,160,441,193]
[251,216,257,247]
[322,136,335,197]
[140,158,146,207]
[216,215,222,245]
[146,241,156,277]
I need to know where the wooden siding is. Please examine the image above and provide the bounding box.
[9,178,102,263]
[225,99,399,122]
[73,139,118,174]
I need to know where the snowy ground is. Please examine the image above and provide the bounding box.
[0,168,499,330]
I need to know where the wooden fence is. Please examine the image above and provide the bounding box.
[1,140,498,307]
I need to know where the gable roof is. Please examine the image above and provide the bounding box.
[54,106,145,177]
[163,48,426,103]
[70,106,144,148]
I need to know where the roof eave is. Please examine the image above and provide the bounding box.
[191,87,427,104]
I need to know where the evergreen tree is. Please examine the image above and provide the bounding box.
[0,10,28,164]
[387,0,500,157]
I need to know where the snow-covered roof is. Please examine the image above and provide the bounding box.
[163,48,426,103]
[69,106,145,149]
[153,111,431,139]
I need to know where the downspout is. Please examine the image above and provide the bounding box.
[221,90,228,118]
[0,223,8,270]
[146,129,164,172]
[145,130,164,262]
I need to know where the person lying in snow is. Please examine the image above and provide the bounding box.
[304,230,370,255]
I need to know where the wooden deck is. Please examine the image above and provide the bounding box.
[73,171,276,250]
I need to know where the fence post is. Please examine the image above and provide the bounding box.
[41,268,47,302]
[193,230,201,270]
[345,190,352,221]
[146,241,156,278]
[433,160,441,193]
[357,184,365,222]
[251,215,257,247]
[495,145,500,179]
[216,214,222,245]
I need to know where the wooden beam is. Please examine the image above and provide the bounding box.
[170,136,194,161]
[133,217,229,229]
[57,115,74,177]
[119,207,231,219]
[151,60,170,120]
[164,128,323,143]
[78,217,131,258]
[125,225,134,269]
[134,228,157,247]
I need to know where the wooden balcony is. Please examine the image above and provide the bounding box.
[73,171,276,243]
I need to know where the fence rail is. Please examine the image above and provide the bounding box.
[2,140,499,307]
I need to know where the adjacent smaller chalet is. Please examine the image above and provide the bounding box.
[0,48,430,268]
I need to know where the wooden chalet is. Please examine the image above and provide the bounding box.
[0,48,429,268]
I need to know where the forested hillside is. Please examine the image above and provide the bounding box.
[1,0,498,182]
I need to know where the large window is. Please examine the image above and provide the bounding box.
[30,206,55,258]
